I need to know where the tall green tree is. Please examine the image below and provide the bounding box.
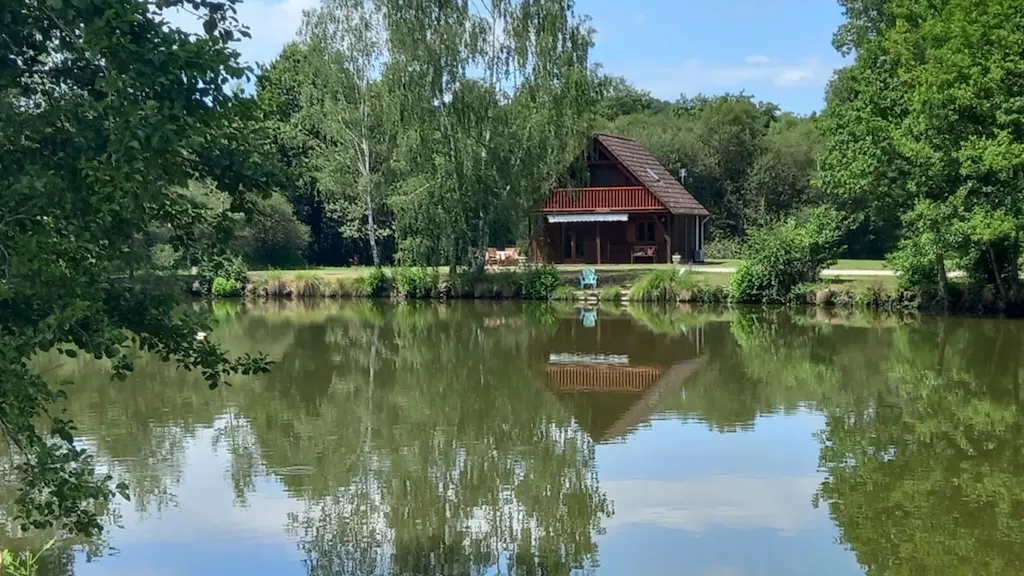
[301,0,396,267]
[255,43,341,263]
[380,0,597,268]
[819,0,1024,301]
[0,0,272,535]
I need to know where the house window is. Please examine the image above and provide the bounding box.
[592,168,612,186]
[638,220,656,243]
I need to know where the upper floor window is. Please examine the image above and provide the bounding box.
[592,168,613,186]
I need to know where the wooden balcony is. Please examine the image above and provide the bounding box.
[541,186,665,212]
[547,365,663,391]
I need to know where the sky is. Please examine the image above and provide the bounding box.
[171,0,850,115]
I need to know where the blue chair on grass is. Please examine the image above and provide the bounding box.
[579,267,598,289]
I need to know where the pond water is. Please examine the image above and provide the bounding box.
[15,301,1024,575]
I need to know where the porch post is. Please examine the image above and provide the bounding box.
[665,216,672,264]
[596,221,601,265]
[696,214,704,261]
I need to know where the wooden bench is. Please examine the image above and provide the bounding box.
[630,245,657,264]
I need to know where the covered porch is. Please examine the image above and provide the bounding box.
[536,212,707,265]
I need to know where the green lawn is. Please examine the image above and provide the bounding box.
[250,259,889,280]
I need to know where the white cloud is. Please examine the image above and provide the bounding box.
[601,474,825,534]
[633,55,836,99]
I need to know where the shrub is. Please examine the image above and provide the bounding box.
[520,265,562,300]
[233,192,310,269]
[294,273,326,298]
[886,235,943,293]
[694,283,729,304]
[326,277,363,298]
[150,243,179,272]
[598,286,622,302]
[265,270,292,298]
[628,268,699,302]
[198,253,248,293]
[449,267,488,298]
[392,267,439,299]
[702,236,743,260]
[360,268,390,298]
[854,282,887,308]
[551,285,577,301]
[211,276,243,298]
[730,207,845,303]
[490,271,522,299]
[246,275,269,299]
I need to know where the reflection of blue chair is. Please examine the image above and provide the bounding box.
[580,308,597,328]
[579,268,598,289]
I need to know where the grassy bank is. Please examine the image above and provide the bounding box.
[197,264,926,313]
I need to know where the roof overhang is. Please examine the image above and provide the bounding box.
[546,213,629,223]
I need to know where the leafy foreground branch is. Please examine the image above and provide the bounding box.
[0,539,54,576]
[1,0,272,535]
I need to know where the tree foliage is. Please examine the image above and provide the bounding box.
[730,206,846,303]
[0,0,273,535]
[300,0,395,266]
[819,0,1024,304]
[598,94,823,246]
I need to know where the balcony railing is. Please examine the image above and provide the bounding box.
[541,186,664,212]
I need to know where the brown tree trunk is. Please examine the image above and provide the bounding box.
[936,254,949,308]
[989,244,1008,307]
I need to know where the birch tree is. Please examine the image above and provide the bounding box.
[300,0,393,266]
[379,0,597,269]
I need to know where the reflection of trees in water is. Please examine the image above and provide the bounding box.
[267,302,611,575]
[27,302,1024,575]
[720,310,1024,574]
[815,319,1024,575]
[33,301,611,575]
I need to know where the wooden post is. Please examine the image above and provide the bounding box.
[653,215,670,264]
[666,216,672,264]
[560,223,566,264]
[596,221,601,265]
[696,214,704,261]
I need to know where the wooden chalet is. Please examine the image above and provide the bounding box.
[534,133,710,265]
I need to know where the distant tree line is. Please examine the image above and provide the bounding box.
[233,0,1024,310]
[243,59,831,267]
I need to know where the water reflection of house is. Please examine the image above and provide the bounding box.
[539,312,708,443]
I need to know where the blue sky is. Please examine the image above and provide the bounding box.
[172,0,849,114]
[587,0,849,113]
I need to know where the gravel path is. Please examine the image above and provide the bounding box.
[694,266,895,276]
[691,267,970,278]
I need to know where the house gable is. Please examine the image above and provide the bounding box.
[588,138,641,188]
[592,133,709,216]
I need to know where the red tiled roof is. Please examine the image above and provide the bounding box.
[594,133,709,216]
